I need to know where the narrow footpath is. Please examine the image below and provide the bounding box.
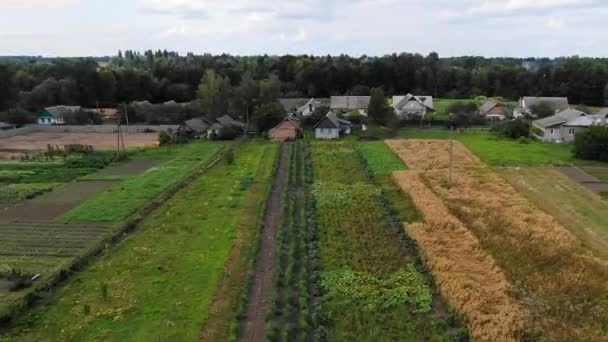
[239,144,290,342]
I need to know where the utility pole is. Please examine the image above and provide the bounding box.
[123,102,130,134]
[448,113,454,189]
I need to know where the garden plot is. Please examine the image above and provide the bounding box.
[309,141,465,341]
[0,180,120,221]
[387,139,608,342]
[0,221,114,319]
[4,143,275,341]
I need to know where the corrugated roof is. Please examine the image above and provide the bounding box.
[479,101,498,115]
[564,114,608,127]
[330,96,371,110]
[216,115,245,129]
[533,108,586,128]
[44,106,81,118]
[183,117,210,133]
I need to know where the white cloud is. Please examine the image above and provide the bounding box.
[4,0,79,9]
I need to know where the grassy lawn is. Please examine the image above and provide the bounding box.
[499,167,608,260]
[311,141,464,341]
[5,143,274,341]
[397,129,575,166]
[60,142,223,222]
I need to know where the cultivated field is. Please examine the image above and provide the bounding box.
[4,143,277,341]
[387,139,608,341]
[500,166,608,260]
[310,141,466,341]
[0,141,223,330]
[0,132,158,158]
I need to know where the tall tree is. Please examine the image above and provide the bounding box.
[197,69,231,120]
[367,87,393,125]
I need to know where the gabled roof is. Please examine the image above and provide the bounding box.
[280,98,330,113]
[522,97,569,112]
[314,111,352,129]
[330,96,371,110]
[393,94,434,111]
[270,118,302,132]
[533,108,586,129]
[182,117,210,133]
[564,114,608,127]
[479,101,499,115]
[216,115,245,129]
[43,106,81,118]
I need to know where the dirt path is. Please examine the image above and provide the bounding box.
[239,144,289,342]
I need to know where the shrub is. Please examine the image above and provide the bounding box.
[158,131,175,146]
[491,118,531,139]
[574,126,608,161]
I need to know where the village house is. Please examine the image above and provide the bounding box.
[330,96,370,116]
[314,111,352,140]
[207,115,246,139]
[392,94,434,118]
[269,117,302,141]
[531,108,605,143]
[177,117,211,138]
[279,98,330,117]
[479,101,507,120]
[38,106,79,125]
[514,97,569,118]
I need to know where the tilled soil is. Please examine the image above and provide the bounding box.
[238,144,289,342]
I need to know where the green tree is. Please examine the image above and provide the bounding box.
[530,102,555,118]
[254,102,284,132]
[368,87,392,126]
[197,69,231,120]
[259,74,281,104]
[574,126,608,161]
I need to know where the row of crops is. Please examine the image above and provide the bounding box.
[310,141,468,341]
[265,141,318,340]
[0,221,115,322]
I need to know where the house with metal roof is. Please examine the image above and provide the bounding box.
[532,108,605,143]
[515,97,569,118]
[479,101,507,120]
[330,96,371,116]
[279,98,330,117]
[314,111,352,139]
[392,94,434,118]
[38,106,80,125]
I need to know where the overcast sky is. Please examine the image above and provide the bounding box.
[1,0,607,58]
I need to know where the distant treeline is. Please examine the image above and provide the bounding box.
[1,51,607,114]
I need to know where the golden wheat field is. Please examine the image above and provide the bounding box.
[386,139,608,342]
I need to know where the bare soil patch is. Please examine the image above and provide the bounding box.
[239,144,289,342]
[557,166,608,193]
[0,181,118,221]
[0,132,158,158]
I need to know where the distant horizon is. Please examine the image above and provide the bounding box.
[1,52,606,60]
